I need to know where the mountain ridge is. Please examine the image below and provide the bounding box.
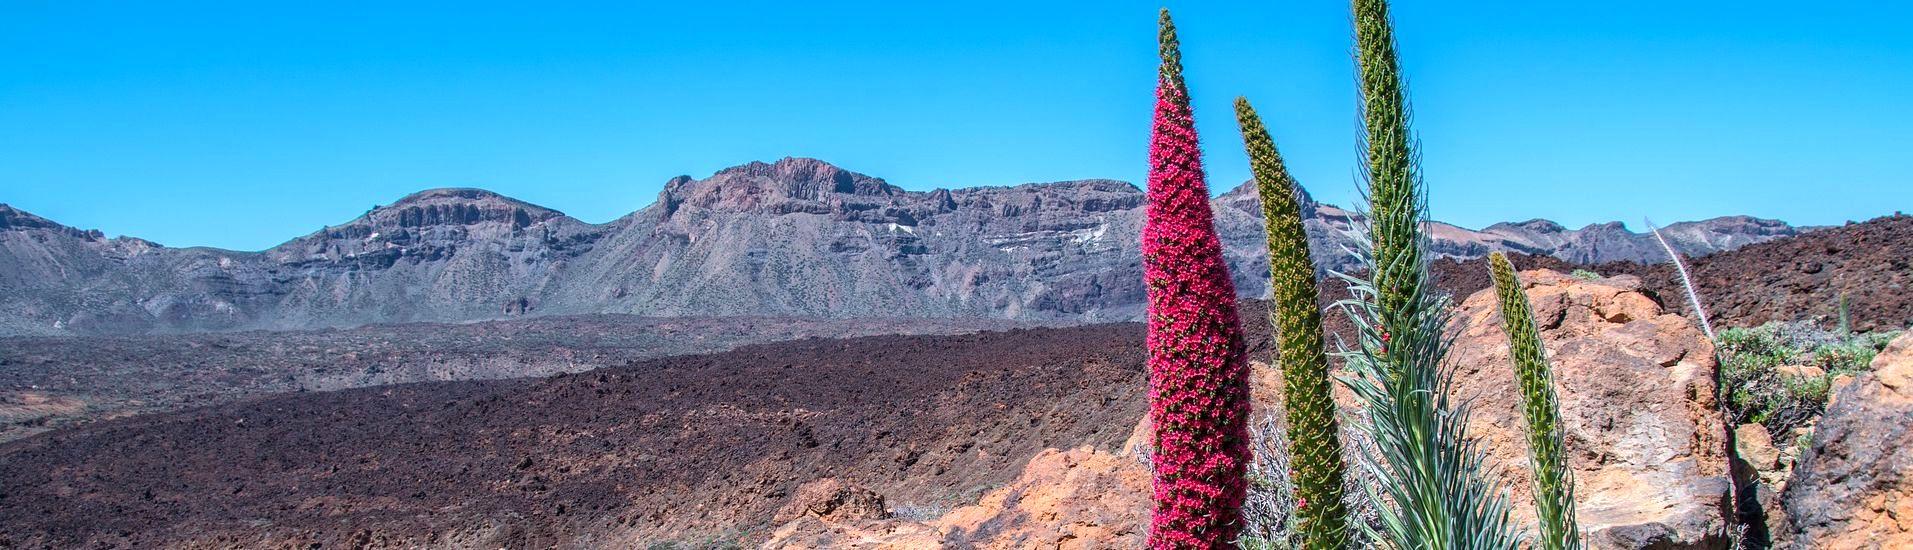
[0,157,1807,335]
[1,158,1787,256]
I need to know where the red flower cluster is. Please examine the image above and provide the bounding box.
[1142,13,1251,548]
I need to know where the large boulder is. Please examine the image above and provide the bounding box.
[930,446,1151,548]
[1779,332,1913,547]
[1448,270,1734,549]
[761,446,1151,549]
[770,479,893,525]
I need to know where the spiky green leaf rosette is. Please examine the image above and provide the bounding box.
[1337,1,1520,548]
[1235,97,1352,550]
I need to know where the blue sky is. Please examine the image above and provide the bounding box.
[2,1,1908,251]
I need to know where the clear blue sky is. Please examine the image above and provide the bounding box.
[3,1,1908,251]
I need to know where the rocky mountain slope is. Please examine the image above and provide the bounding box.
[0,157,1803,334]
[1598,214,1913,333]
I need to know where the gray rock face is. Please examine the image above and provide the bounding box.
[1779,332,1913,547]
[1481,216,1798,264]
[255,188,608,329]
[0,189,609,334]
[546,159,1154,320]
[0,204,222,335]
[0,158,1801,334]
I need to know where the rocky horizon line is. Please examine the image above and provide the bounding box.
[0,156,1807,254]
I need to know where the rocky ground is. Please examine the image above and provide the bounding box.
[761,269,1913,550]
[1618,214,1913,333]
[1553,213,1913,332]
[0,314,1021,444]
[0,325,1151,548]
[1423,214,1913,334]
[737,270,1753,548]
[1779,332,1913,546]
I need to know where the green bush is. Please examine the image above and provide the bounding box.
[1716,323,1903,436]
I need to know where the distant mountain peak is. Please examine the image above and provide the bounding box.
[387,187,564,214]
[1486,219,1568,234]
[348,187,571,230]
[710,157,900,197]
[0,203,105,240]
[1214,180,1323,222]
[656,158,907,217]
[0,203,54,229]
[392,187,507,204]
[1216,179,1256,200]
[1216,178,1319,201]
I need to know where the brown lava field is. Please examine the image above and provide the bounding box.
[0,325,1155,548]
[0,314,1020,444]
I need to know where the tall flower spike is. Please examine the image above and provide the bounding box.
[1356,0,1424,324]
[1489,253,1582,550]
[1339,0,1521,547]
[1235,97,1351,549]
[1142,9,1251,550]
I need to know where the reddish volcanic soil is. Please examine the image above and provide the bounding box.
[1611,214,1913,333]
[1430,215,1913,333]
[0,326,1154,548]
[0,314,1021,444]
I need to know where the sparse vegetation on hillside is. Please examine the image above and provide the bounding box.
[1717,322,1903,437]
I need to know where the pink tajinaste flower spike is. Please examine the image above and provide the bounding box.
[1141,9,1251,550]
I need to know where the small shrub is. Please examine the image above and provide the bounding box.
[1811,330,1900,373]
[1717,326,1813,435]
[1238,415,1382,550]
[1717,323,1903,436]
[1239,415,1301,549]
[890,501,949,522]
[1570,269,1601,281]
[645,540,742,550]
